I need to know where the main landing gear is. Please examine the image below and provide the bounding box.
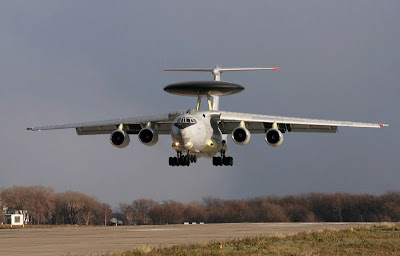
[212,150,233,166]
[169,151,197,166]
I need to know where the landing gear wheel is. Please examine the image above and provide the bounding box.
[169,157,178,166]
[170,151,195,166]
[222,156,233,166]
[184,155,190,166]
[189,155,198,163]
[213,150,234,166]
[213,157,222,166]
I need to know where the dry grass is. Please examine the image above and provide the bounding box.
[113,223,400,256]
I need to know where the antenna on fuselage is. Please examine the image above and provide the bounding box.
[163,67,279,110]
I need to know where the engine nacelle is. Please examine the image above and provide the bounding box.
[265,128,284,147]
[138,127,158,146]
[232,126,251,145]
[110,130,130,148]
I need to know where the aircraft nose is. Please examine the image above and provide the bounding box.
[171,126,192,150]
[171,125,188,139]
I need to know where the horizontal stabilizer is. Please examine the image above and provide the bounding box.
[163,67,279,73]
[163,68,214,72]
[164,66,279,82]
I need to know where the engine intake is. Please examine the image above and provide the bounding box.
[110,130,130,148]
[138,127,158,146]
[232,126,251,145]
[265,128,283,147]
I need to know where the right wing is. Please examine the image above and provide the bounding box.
[27,111,184,135]
[218,111,388,134]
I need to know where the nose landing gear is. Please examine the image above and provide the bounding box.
[212,150,233,166]
[169,151,197,166]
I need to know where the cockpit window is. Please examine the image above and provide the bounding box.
[174,116,197,129]
[178,117,196,124]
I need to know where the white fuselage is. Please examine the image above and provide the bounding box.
[171,110,227,158]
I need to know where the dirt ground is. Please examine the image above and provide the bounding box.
[0,222,375,256]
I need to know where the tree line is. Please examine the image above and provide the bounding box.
[2,185,400,225]
[119,192,400,225]
[0,185,111,225]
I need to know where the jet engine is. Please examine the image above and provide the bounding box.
[232,126,251,145]
[265,128,284,147]
[110,130,130,148]
[138,127,159,146]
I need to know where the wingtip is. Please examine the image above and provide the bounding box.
[380,124,389,127]
[27,127,32,131]
[273,67,280,70]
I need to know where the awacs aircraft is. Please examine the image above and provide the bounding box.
[28,67,388,166]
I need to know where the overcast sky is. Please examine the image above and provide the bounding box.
[1,1,399,209]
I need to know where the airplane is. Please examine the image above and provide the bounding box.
[27,67,388,166]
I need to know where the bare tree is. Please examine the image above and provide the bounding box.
[55,191,84,224]
[1,185,55,224]
[80,195,101,225]
[182,201,205,223]
[100,203,112,226]
[119,203,134,225]
[131,199,158,225]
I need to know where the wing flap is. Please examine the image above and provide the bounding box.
[75,122,173,135]
[76,125,117,135]
[289,124,337,133]
[219,121,266,134]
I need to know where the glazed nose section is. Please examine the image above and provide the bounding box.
[171,126,192,150]
[171,125,187,139]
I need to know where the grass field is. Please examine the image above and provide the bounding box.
[114,223,400,256]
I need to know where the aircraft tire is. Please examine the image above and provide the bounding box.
[222,157,229,166]
[184,155,190,166]
[213,157,222,166]
[171,157,178,166]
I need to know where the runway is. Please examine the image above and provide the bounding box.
[0,222,375,256]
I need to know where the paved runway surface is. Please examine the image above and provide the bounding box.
[0,223,375,256]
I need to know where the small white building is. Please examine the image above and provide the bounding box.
[2,206,29,225]
[4,214,24,225]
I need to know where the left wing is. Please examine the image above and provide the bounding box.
[27,111,183,135]
[218,111,388,134]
